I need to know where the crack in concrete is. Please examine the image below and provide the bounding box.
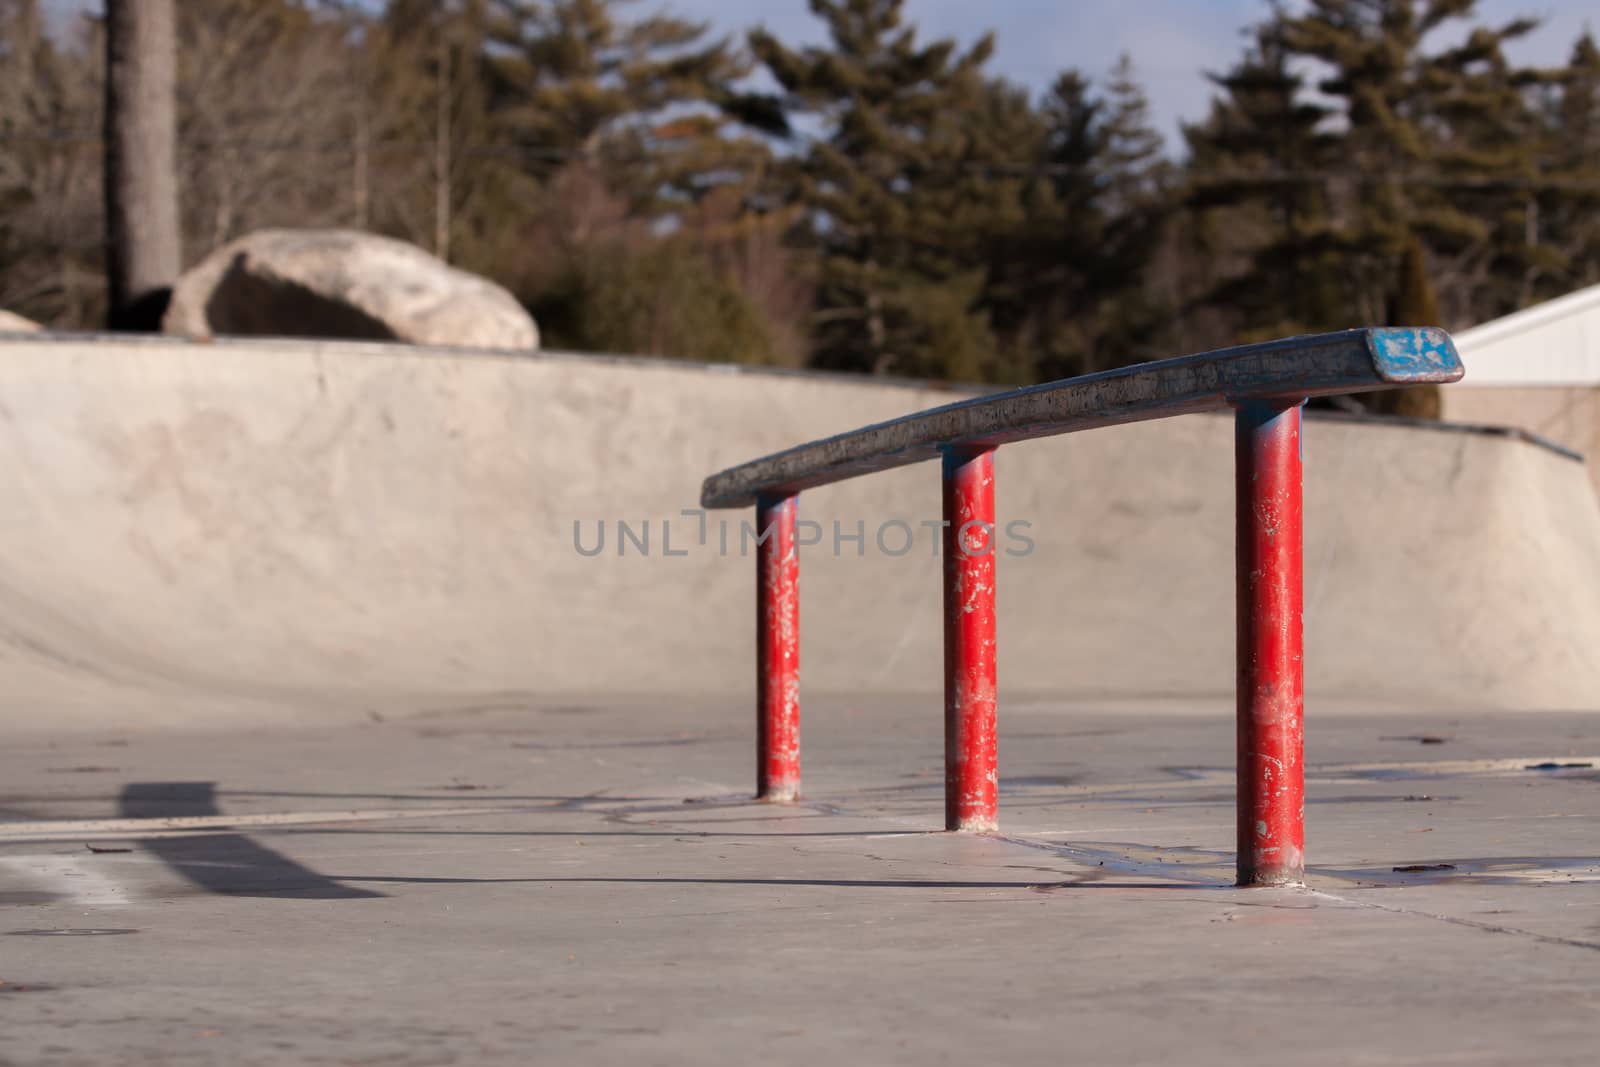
[1307,888,1600,955]
[565,788,1600,956]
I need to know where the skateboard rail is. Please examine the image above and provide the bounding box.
[700,327,1464,886]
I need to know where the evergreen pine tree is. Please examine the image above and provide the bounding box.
[483,0,745,211]
[1539,33,1600,291]
[749,0,1002,378]
[1183,22,1343,340]
[1273,0,1545,327]
[1370,232,1444,416]
[995,59,1175,378]
[1185,0,1560,416]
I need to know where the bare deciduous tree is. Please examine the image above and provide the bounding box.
[0,0,104,327]
[174,0,355,251]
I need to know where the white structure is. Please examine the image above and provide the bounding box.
[1449,284,1600,385]
[1443,283,1600,493]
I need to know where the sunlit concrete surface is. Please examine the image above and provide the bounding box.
[0,334,1597,725]
[1,335,1597,1062]
[2,699,1597,1065]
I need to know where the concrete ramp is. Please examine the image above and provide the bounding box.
[0,334,1595,730]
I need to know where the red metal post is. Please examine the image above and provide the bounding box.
[941,446,999,832]
[1234,401,1306,886]
[756,494,800,801]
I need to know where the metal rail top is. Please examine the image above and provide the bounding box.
[701,327,1463,509]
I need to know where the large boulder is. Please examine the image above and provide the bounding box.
[163,229,538,350]
[0,309,41,332]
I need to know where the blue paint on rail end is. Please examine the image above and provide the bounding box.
[1365,327,1465,384]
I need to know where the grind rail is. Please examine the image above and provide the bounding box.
[700,327,1465,886]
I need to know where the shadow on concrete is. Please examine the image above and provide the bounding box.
[120,782,383,900]
[275,828,941,839]
[0,787,670,807]
[228,788,663,805]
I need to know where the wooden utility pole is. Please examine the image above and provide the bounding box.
[104,0,181,330]
[433,37,452,263]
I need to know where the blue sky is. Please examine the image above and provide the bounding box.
[46,0,1598,148]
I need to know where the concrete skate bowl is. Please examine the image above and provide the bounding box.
[0,333,1596,732]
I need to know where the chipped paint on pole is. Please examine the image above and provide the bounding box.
[942,446,999,832]
[756,494,800,802]
[1234,402,1305,886]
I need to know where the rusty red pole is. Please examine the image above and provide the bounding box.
[756,494,800,801]
[1234,401,1305,886]
[941,446,999,832]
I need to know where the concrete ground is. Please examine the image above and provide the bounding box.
[2,697,1596,1065]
